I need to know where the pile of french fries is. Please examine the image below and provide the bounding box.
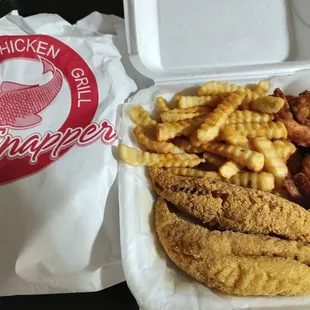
[119,81,296,193]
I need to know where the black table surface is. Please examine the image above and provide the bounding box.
[0,0,139,309]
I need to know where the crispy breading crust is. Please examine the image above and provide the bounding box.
[155,198,310,296]
[274,88,310,147]
[294,173,310,197]
[151,168,310,242]
[290,90,310,126]
[283,176,302,201]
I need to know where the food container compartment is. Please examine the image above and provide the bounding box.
[124,0,310,82]
[119,0,310,309]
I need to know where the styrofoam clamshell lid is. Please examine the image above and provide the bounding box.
[124,0,310,83]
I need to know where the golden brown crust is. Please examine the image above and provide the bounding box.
[281,118,310,147]
[294,173,310,197]
[151,167,310,242]
[274,88,310,147]
[155,198,310,296]
[283,176,303,202]
[290,90,310,126]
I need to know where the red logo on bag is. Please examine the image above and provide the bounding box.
[0,35,117,185]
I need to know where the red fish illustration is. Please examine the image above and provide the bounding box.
[0,56,63,129]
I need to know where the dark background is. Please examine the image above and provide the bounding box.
[1,0,124,23]
[0,0,139,309]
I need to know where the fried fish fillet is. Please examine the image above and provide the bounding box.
[155,197,310,296]
[150,167,310,242]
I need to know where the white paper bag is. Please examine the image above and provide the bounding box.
[0,11,136,296]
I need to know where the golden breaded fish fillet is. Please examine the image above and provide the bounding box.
[155,197,310,296]
[151,168,310,242]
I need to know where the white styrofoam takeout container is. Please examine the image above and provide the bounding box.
[119,1,310,309]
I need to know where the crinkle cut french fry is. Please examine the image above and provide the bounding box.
[118,144,204,167]
[156,117,206,141]
[239,90,261,109]
[222,121,287,140]
[252,137,288,187]
[134,126,184,154]
[273,140,296,161]
[173,137,204,153]
[156,121,188,141]
[197,93,244,143]
[170,93,181,108]
[204,142,264,172]
[129,106,157,128]
[219,161,241,178]
[198,81,260,108]
[253,80,270,96]
[170,107,210,114]
[156,97,170,114]
[239,100,252,111]
[178,95,223,109]
[189,132,203,147]
[223,137,294,161]
[203,151,226,168]
[198,81,252,96]
[222,134,251,149]
[166,167,221,180]
[226,110,274,124]
[160,107,209,122]
[160,111,204,122]
[251,96,285,114]
[229,172,275,192]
